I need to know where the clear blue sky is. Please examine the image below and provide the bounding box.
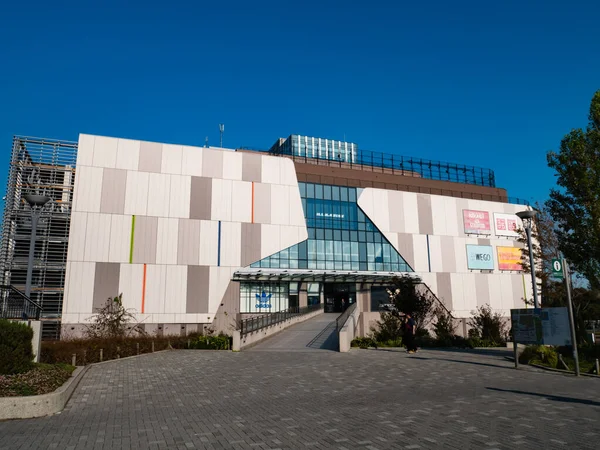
[1,0,598,204]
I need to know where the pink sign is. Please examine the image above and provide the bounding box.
[496,217,506,230]
[463,210,491,234]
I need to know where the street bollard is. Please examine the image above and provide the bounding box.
[117,346,120,359]
[596,359,599,375]
[187,339,190,349]
[137,343,140,355]
[152,341,155,353]
[72,354,76,367]
[100,349,103,362]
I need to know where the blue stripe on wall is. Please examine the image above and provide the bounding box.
[217,220,221,267]
[426,234,431,272]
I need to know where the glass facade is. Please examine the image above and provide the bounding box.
[240,282,289,313]
[279,135,358,164]
[251,182,413,272]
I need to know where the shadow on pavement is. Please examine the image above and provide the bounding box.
[486,387,600,407]
[306,323,339,351]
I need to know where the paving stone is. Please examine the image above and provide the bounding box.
[0,348,599,449]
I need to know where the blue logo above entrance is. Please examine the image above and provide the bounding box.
[255,291,272,309]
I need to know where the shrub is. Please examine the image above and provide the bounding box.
[371,312,403,342]
[468,304,508,345]
[433,308,456,342]
[351,337,378,349]
[519,345,558,368]
[0,319,34,375]
[188,334,231,350]
[377,338,403,348]
[85,294,141,339]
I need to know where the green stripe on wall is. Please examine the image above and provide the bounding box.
[129,215,136,264]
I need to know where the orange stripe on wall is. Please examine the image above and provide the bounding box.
[251,182,255,223]
[141,264,147,313]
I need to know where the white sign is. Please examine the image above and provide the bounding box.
[466,245,494,270]
[494,213,521,237]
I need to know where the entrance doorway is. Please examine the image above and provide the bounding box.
[324,283,356,313]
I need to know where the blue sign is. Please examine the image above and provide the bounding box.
[466,245,494,270]
[255,291,272,309]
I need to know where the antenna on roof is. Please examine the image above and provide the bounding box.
[219,124,224,148]
[205,136,209,148]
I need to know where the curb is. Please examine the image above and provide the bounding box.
[529,363,600,378]
[0,365,90,421]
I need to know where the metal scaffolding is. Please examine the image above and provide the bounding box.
[0,136,77,339]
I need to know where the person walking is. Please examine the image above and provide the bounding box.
[403,312,417,354]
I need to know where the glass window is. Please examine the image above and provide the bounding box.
[299,182,306,198]
[349,188,357,203]
[306,183,315,198]
[324,185,332,200]
[315,184,323,199]
[332,186,340,201]
[341,187,348,202]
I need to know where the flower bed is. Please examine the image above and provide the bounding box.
[0,363,75,397]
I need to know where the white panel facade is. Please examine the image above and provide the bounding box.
[165,265,187,313]
[119,264,144,313]
[168,175,191,218]
[261,155,281,185]
[108,214,133,263]
[230,180,252,223]
[124,171,149,216]
[92,136,118,169]
[83,213,112,262]
[146,173,171,217]
[68,212,88,262]
[156,218,179,265]
[77,134,95,166]
[161,144,183,175]
[210,178,233,221]
[270,185,290,226]
[402,192,420,234]
[222,151,243,180]
[116,138,140,171]
[220,221,242,267]
[64,262,95,316]
[199,220,219,266]
[181,145,203,176]
[145,265,168,313]
[74,166,103,213]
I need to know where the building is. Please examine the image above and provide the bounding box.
[1,133,533,338]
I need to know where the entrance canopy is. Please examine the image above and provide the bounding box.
[231,268,418,284]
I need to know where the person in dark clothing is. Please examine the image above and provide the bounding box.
[403,313,417,353]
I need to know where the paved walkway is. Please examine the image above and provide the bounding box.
[1,349,599,449]
[249,313,340,352]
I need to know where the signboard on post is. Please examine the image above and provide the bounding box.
[552,258,564,280]
[497,247,522,271]
[466,245,494,270]
[494,213,520,237]
[463,210,491,234]
[511,307,572,346]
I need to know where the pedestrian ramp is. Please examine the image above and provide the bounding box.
[248,313,340,352]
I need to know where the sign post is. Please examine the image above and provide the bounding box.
[552,259,564,280]
[563,259,580,376]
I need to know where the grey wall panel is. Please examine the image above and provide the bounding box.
[100,168,127,214]
[388,194,405,232]
[396,233,415,270]
[202,149,224,179]
[242,152,262,182]
[436,272,453,310]
[190,176,212,220]
[253,183,271,224]
[186,265,210,313]
[212,281,240,332]
[512,274,526,307]
[440,235,457,273]
[241,223,262,266]
[417,194,434,235]
[138,141,163,173]
[93,263,121,309]
[133,216,158,264]
[177,219,201,265]
[475,274,490,307]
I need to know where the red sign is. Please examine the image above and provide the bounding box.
[463,210,491,234]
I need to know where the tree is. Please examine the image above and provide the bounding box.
[468,304,508,343]
[516,202,563,304]
[385,275,437,331]
[546,90,600,289]
[85,294,142,339]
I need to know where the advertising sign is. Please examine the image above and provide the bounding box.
[494,213,520,237]
[497,246,522,271]
[466,245,494,270]
[511,307,571,346]
[463,210,491,234]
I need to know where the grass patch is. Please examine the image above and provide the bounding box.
[0,363,75,397]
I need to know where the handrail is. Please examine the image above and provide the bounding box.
[0,285,43,320]
[239,303,324,336]
[336,302,357,331]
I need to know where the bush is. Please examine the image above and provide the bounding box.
[351,337,378,349]
[467,337,505,348]
[41,333,232,365]
[468,304,508,345]
[433,308,456,341]
[519,345,558,368]
[0,319,34,375]
[371,312,403,342]
[377,338,403,348]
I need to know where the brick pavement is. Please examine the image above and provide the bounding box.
[1,348,599,449]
